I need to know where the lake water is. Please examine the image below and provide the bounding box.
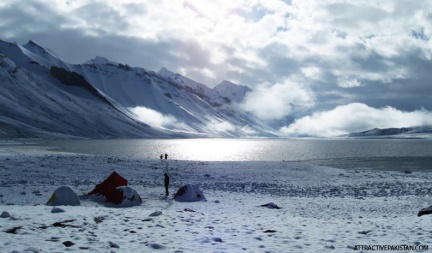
[40,138,432,171]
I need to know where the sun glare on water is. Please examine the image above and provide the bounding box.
[168,139,258,161]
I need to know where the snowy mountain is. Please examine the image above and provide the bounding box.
[213,80,251,104]
[0,39,275,139]
[345,126,432,138]
[156,67,229,107]
[0,42,169,139]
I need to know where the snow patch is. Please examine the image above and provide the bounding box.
[205,119,236,133]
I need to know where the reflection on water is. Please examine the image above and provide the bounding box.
[40,138,432,171]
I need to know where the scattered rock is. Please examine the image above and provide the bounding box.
[264,230,276,233]
[149,243,165,249]
[5,226,22,234]
[358,230,372,235]
[51,207,65,213]
[149,211,162,217]
[418,205,432,217]
[63,241,74,247]
[94,216,106,224]
[40,219,81,229]
[46,237,61,242]
[32,190,42,196]
[0,211,11,218]
[53,220,80,228]
[109,241,120,248]
[260,202,281,209]
[212,237,223,243]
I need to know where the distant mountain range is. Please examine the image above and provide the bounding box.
[0,39,276,139]
[344,126,432,138]
[1,39,431,139]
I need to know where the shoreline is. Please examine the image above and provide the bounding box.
[2,140,432,172]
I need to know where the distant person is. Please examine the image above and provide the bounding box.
[164,173,170,196]
[165,153,168,160]
[160,154,163,160]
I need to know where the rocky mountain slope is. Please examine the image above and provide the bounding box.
[0,39,275,139]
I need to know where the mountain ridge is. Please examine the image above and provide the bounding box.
[345,126,432,138]
[0,39,276,139]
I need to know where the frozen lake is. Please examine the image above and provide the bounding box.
[38,138,432,171]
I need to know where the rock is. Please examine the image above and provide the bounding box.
[260,202,281,209]
[63,241,74,247]
[212,237,223,243]
[0,211,11,218]
[109,241,120,248]
[418,205,432,217]
[149,211,162,217]
[149,243,165,249]
[358,230,372,235]
[51,207,66,213]
[5,226,22,234]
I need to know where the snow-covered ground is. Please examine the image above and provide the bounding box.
[1,144,432,252]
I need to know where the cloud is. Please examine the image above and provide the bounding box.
[1,0,432,117]
[240,80,315,121]
[128,106,187,130]
[280,103,432,137]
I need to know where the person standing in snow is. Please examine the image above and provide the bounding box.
[165,153,168,160]
[164,173,170,197]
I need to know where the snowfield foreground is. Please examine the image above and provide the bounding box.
[1,146,432,252]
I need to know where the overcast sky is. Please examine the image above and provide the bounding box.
[1,0,432,136]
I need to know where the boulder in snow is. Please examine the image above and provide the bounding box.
[174,184,206,202]
[418,205,432,217]
[0,211,11,218]
[51,207,66,213]
[46,186,80,206]
[260,202,281,209]
[149,211,162,217]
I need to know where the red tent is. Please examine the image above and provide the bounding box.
[88,171,128,199]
